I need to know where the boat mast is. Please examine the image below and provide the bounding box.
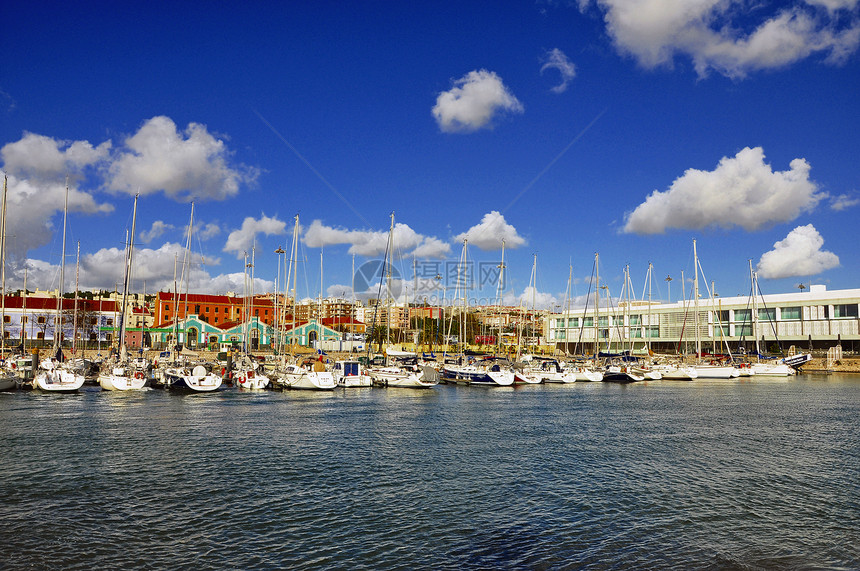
[117,194,138,356]
[22,267,27,351]
[0,174,7,356]
[693,239,700,362]
[54,177,69,353]
[749,259,758,356]
[386,212,394,346]
[496,240,505,356]
[647,262,653,355]
[291,215,299,348]
[181,202,194,342]
[594,252,599,358]
[73,242,80,356]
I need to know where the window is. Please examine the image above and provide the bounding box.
[645,326,659,338]
[568,317,578,327]
[734,309,751,323]
[554,329,566,340]
[758,308,776,322]
[630,328,642,338]
[37,332,44,340]
[598,316,609,327]
[629,314,641,326]
[717,310,730,323]
[2,316,9,323]
[21,316,27,323]
[834,304,858,318]
[38,316,46,324]
[205,307,210,313]
[107,319,113,326]
[583,317,593,327]
[781,306,801,320]
[215,307,219,313]
[736,324,752,337]
[165,304,170,311]
[599,328,609,339]
[555,318,565,328]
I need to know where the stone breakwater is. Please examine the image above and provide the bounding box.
[804,357,860,373]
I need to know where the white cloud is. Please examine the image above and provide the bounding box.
[585,0,860,78]
[223,214,288,259]
[107,116,257,201]
[541,48,577,93]
[0,174,114,262]
[623,147,824,234]
[302,219,449,259]
[453,211,527,251]
[139,220,174,244]
[432,69,524,133]
[756,224,839,278]
[1,132,110,180]
[829,193,860,210]
[197,221,222,240]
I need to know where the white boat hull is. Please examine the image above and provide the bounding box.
[370,366,438,388]
[165,365,223,392]
[99,368,148,391]
[277,365,336,390]
[34,368,85,392]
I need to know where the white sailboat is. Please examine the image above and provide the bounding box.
[690,240,739,379]
[164,203,222,392]
[234,249,271,389]
[333,359,372,387]
[99,194,147,391]
[34,178,84,392]
[276,359,336,390]
[0,174,19,391]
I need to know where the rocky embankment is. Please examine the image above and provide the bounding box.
[804,357,860,373]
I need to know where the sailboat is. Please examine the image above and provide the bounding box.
[0,174,18,391]
[361,213,438,388]
[33,178,85,392]
[689,240,739,379]
[163,203,223,392]
[234,248,271,389]
[99,194,148,391]
[439,239,513,386]
[270,214,335,391]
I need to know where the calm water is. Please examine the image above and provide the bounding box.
[1,375,858,570]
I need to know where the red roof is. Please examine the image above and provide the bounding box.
[155,291,273,306]
[1,295,119,312]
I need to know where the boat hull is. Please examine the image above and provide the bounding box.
[99,370,148,391]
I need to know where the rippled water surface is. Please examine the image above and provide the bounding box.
[2,375,858,570]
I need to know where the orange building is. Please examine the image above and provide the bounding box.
[155,292,276,327]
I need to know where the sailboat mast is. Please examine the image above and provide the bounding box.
[181,202,194,330]
[291,215,299,347]
[118,194,138,353]
[496,240,505,355]
[55,177,69,352]
[0,174,7,355]
[647,262,653,354]
[386,212,394,346]
[693,239,700,360]
[73,242,80,355]
[594,252,599,357]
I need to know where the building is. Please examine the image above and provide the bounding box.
[0,294,119,349]
[155,292,275,327]
[544,285,860,354]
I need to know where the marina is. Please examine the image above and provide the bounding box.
[1,373,858,569]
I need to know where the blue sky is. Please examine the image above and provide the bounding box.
[2,1,858,310]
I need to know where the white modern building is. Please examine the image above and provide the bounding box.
[545,285,859,355]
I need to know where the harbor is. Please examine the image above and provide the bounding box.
[2,372,858,570]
